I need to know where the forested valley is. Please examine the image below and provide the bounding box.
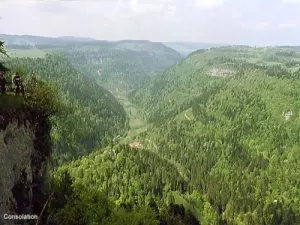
[60,41,182,92]
[1,37,300,225]
[3,53,128,165]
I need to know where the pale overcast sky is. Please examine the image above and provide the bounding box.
[0,0,299,45]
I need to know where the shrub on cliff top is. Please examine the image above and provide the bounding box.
[24,79,62,116]
[0,41,62,115]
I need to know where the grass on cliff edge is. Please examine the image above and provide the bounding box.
[0,80,62,116]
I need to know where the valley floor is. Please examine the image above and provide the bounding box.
[111,92,148,144]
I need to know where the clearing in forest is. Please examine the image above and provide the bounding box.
[128,141,144,149]
[208,68,235,77]
[113,93,148,145]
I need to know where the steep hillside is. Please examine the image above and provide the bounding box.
[132,46,300,122]
[50,144,204,225]
[0,77,58,225]
[129,46,300,224]
[3,54,128,164]
[0,107,52,225]
[61,41,182,92]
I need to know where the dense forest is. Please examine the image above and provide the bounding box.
[50,46,300,224]
[129,47,300,224]
[3,54,128,164]
[1,39,202,224]
[46,146,203,224]
[60,41,182,92]
[2,38,300,225]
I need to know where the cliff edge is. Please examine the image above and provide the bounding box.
[0,107,52,225]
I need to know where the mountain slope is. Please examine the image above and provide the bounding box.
[4,54,128,164]
[129,46,300,224]
[0,79,58,225]
[52,143,206,224]
[61,41,183,92]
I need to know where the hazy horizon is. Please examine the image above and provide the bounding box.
[0,33,228,46]
[0,0,300,46]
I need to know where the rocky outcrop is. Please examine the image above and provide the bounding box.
[0,108,52,225]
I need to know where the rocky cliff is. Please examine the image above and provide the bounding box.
[0,107,52,225]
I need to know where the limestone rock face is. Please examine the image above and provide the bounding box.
[0,109,51,225]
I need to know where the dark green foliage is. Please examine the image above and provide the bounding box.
[264,64,291,78]
[52,184,113,225]
[46,171,198,225]
[0,95,24,108]
[4,54,128,164]
[0,41,7,56]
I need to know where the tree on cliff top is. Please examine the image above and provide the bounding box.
[24,79,63,116]
[0,41,7,56]
[0,41,8,72]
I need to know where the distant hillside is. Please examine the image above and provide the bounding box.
[0,34,108,49]
[1,34,183,92]
[58,36,97,42]
[0,34,66,46]
[60,41,183,92]
[115,40,180,55]
[163,42,227,56]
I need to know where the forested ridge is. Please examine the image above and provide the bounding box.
[60,42,182,92]
[128,46,300,224]
[47,46,300,224]
[3,54,128,164]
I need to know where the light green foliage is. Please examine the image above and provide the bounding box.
[24,79,62,115]
[53,46,300,224]
[130,46,300,224]
[47,171,192,225]
[6,40,300,224]
[54,144,186,205]
[115,94,147,144]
